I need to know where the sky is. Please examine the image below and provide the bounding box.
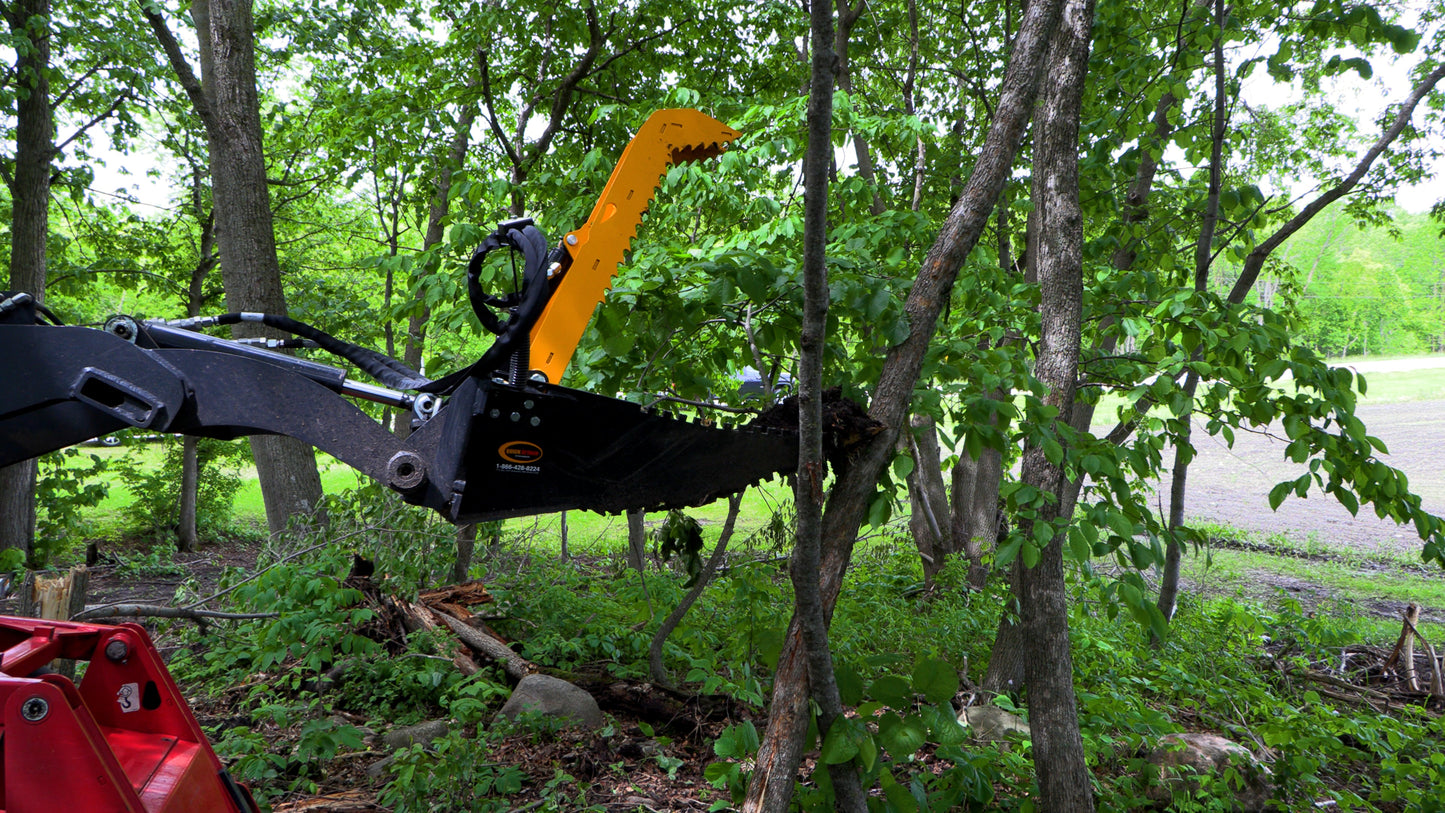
[87,31,1445,217]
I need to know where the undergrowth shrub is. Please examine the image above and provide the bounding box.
[34,446,111,565]
[111,436,245,541]
[380,730,524,813]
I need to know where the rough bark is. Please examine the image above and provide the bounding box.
[1157,0,1226,624]
[626,509,646,572]
[796,0,864,806]
[0,0,52,560]
[149,0,324,535]
[906,415,951,586]
[1015,1,1096,809]
[453,523,476,584]
[745,0,1064,807]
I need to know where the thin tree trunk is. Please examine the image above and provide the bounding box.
[559,511,569,561]
[177,187,215,553]
[745,0,1064,807]
[1017,0,1096,808]
[0,0,53,561]
[907,414,950,586]
[453,523,476,584]
[784,0,863,805]
[177,437,200,552]
[834,0,884,217]
[400,98,479,407]
[648,492,742,688]
[1158,0,1226,624]
[626,509,646,572]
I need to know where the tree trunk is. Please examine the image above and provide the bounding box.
[559,511,569,561]
[177,437,200,552]
[834,0,885,217]
[1158,0,1226,624]
[1016,0,1096,809]
[980,561,1026,695]
[400,99,478,414]
[626,509,646,572]
[453,523,476,584]
[152,0,326,536]
[0,0,53,560]
[176,191,215,553]
[906,414,951,585]
[744,0,1064,807]
[953,393,1007,591]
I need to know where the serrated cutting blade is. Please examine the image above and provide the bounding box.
[528,109,741,383]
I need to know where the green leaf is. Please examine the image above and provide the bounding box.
[819,721,860,764]
[868,674,913,709]
[1021,541,1040,569]
[1043,438,1064,465]
[855,729,878,772]
[924,704,967,746]
[1268,482,1290,511]
[881,770,920,813]
[912,658,959,704]
[892,454,915,482]
[878,712,927,756]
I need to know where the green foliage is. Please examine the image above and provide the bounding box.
[379,731,524,813]
[109,437,245,541]
[654,509,705,585]
[33,447,111,565]
[112,542,184,579]
[213,705,366,798]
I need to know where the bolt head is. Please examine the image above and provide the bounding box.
[20,696,48,722]
[104,639,130,662]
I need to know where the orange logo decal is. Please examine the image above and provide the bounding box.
[499,441,543,464]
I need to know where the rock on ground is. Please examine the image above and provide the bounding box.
[956,705,1030,742]
[1146,732,1273,812]
[495,674,603,730]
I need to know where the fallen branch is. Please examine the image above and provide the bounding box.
[429,606,534,682]
[1299,669,1391,701]
[73,604,279,623]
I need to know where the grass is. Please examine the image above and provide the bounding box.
[1353,366,1445,403]
[1174,521,1445,645]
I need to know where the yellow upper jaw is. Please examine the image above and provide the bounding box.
[527,109,741,383]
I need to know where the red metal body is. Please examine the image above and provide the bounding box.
[0,616,257,813]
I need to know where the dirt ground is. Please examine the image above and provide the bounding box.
[1172,399,1444,558]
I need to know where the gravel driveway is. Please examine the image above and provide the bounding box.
[1172,398,1443,559]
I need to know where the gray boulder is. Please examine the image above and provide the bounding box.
[957,705,1031,742]
[1146,732,1273,812]
[495,674,603,730]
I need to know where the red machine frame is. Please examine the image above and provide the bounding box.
[0,616,257,813]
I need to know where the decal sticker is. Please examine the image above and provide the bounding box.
[499,441,543,464]
[117,682,140,713]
